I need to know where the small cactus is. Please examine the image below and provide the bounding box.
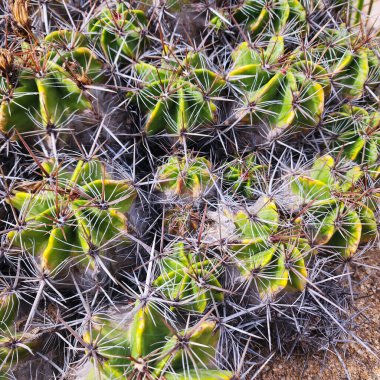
[81,301,233,379]
[0,31,103,138]
[233,0,307,36]
[222,153,266,198]
[156,155,214,199]
[291,155,377,257]
[228,36,328,138]
[0,330,47,370]
[88,3,149,62]
[154,242,224,312]
[303,26,372,100]
[323,104,380,178]
[155,154,214,236]
[7,158,137,279]
[227,196,309,295]
[129,49,225,136]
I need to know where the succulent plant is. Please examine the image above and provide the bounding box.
[6,158,137,279]
[88,3,149,62]
[156,155,214,199]
[129,49,225,137]
[0,329,48,371]
[222,153,266,198]
[155,154,214,236]
[323,104,380,178]
[225,196,309,295]
[0,308,61,379]
[0,30,103,139]
[228,36,329,138]
[233,0,307,36]
[302,26,374,100]
[153,242,224,312]
[80,301,233,379]
[291,155,377,257]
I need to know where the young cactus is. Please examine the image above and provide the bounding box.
[156,155,214,199]
[303,26,372,100]
[0,31,103,138]
[153,242,224,312]
[291,155,377,258]
[88,3,149,62]
[222,153,266,198]
[155,154,214,236]
[228,36,329,139]
[226,196,309,296]
[80,301,233,379]
[6,158,137,281]
[129,49,225,137]
[323,104,380,178]
[233,0,307,36]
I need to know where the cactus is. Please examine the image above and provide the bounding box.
[129,49,225,136]
[323,104,380,178]
[156,155,214,199]
[291,155,377,257]
[0,330,48,370]
[0,31,103,138]
[303,26,372,100]
[222,153,266,198]
[153,242,224,312]
[233,0,307,36]
[6,158,137,277]
[155,154,214,236]
[225,196,309,295]
[88,3,149,62]
[81,302,233,379]
[228,36,329,138]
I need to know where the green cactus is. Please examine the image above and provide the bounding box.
[129,48,225,136]
[324,105,380,178]
[291,155,377,258]
[303,26,372,100]
[227,196,309,295]
[156,155,214,199]
[88,3,148,62]
[228,36,329,136]
[155,155,214,236]
[6,158,137,276]
[233,0,307,36]
[82,302,233,379]
[153,242,224,312]
[0,31,103,137]
[222,153,266,198]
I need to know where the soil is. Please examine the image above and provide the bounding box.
[257,249,380,380]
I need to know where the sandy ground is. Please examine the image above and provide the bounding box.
[256,249,380,380]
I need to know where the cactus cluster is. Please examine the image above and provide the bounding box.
[0,0,379,379]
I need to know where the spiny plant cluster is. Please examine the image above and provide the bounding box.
[0,0,379,379]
